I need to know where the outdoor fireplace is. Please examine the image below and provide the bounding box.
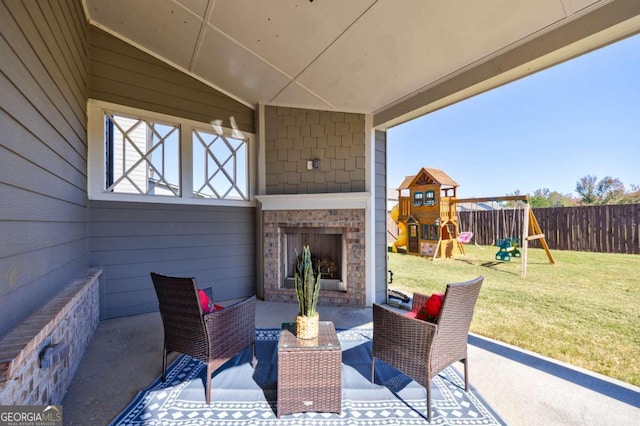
[281,227,346,292]
[257,193,368,307]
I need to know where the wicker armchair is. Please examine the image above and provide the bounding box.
[150,272,256,404]
[372,276,484,421]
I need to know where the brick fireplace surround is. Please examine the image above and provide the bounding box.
[259,195,368,307]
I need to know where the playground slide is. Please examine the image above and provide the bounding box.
[391,204,407,252]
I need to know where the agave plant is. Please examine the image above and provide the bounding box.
[294,245,321,317]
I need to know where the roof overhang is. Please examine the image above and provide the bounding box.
[83,0,640,129]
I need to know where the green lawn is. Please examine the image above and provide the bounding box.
[387,245,640,386]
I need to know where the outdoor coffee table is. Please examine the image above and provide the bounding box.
[277,321,342,417]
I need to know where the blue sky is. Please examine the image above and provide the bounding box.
[387,33,640,199]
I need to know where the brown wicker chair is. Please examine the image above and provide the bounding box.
[150,272,256,404]
[371,276,484,421]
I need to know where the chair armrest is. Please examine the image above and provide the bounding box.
[204,296,256,357]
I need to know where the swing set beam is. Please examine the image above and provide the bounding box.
[452,195,529,204]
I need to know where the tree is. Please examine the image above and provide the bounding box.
[619,184,640,204]
[528,188,551,207]
[576,175,626,205]
[506,189,575,208]
[576,175,598,204]
[529,188,576,208]
[596,176,625,204]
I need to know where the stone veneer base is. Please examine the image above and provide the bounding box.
[0,268,102,405]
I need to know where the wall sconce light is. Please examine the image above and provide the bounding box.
[308,158,321,170]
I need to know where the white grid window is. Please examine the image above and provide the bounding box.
[193,130,248,200]
[88,100,255,206]
[106,113,180,196]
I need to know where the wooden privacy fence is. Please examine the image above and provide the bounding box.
[458,204,640,254]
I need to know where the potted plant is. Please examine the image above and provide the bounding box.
[294,245,322,339]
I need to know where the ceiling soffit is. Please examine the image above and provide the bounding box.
[85,0,640,127]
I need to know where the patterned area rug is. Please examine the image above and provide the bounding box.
[109,329,505,425]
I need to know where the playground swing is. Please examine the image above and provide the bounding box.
[456,206,474,243]
[457,231,473,244]
[494,201,524,261]
[457,206,484,249]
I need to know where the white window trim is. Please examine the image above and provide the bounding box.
[87,99,256,207]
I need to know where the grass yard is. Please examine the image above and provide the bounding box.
[387,245,640,386]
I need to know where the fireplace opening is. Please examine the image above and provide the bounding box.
[281,227,347,292]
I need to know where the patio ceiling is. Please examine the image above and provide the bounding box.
[84,0,640,128]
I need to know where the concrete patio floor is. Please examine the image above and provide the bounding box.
[62,300,640,425]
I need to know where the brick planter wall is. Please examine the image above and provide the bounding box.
[0,268,102,405]
[263,209,366,307]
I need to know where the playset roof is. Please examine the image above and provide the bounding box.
[397,167,459,190]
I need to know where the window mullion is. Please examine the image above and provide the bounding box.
[181,124,193,199]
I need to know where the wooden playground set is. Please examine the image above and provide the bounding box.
[390,167,554,277]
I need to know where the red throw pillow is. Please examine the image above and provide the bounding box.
[412,293,445,323]
[198,289,212,313]
[415,306,429,321]
[198,289,224,314]
[424,293,445,319]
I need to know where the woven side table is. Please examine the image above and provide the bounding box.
[277,321,342,417]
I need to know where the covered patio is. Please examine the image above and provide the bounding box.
[2,0,640,423]
[61,299,639,424]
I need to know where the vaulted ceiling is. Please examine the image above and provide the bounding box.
[84,0,640,128]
